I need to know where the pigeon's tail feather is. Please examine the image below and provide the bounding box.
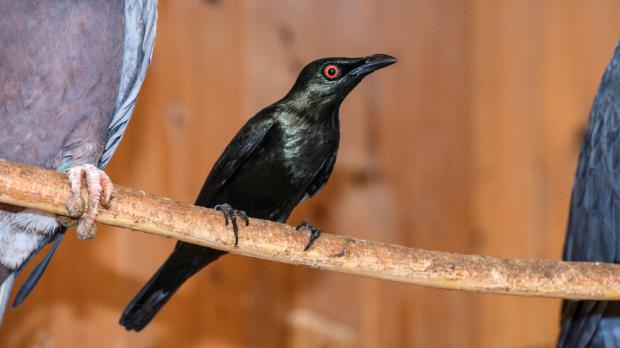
[119,242,225,331]
[13,230,64,308]
[0,273,15,328]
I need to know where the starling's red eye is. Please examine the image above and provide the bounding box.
[323,64,340,80]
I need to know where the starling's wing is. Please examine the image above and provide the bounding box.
[99,0,158,169]
[557,42,620,348]
[301,152,338,202]
[12,0,158,307]
[196,112,277,206]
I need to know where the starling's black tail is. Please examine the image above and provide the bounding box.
[119,242,226,331]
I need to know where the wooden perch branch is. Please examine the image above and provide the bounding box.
[0,159,619,300]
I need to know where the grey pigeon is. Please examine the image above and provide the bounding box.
[557,42,620,348]
[0,0,157,326]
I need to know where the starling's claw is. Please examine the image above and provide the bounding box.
[296,220,321,251]
[239,210,250,227]
[214,203,249,246]
[216,205,230,226]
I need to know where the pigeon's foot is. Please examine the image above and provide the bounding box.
[214,203,249,246]
[295,220,321,251]
[63,164,114,240]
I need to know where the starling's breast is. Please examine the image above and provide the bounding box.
[276,115,339,184]
[209,116,338,222]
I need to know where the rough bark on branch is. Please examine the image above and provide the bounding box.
[0,158,618,300]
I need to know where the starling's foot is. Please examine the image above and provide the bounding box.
[296,220,321,251]
[64,164,114,240]
[214,203,249,246]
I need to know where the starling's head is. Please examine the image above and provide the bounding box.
[284,54,397,110]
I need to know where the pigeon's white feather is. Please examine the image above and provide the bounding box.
[0,210,58,269]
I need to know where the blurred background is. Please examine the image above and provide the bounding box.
[2,0,620,347]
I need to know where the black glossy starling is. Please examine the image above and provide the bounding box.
[119,54,397,331]
[557,42,620,348]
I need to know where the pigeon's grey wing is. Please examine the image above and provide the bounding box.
[589,302,620,347]
[99,0,158,169]
[557,42,620,348]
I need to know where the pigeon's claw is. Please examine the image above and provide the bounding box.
[64,164,114,240]
[214,203,249,246]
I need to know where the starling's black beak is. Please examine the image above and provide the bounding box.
[349,54,397,77]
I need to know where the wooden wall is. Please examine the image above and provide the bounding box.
[2,1,620,347]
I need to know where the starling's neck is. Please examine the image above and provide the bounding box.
[276,106,340,182]
[279,93,342,124]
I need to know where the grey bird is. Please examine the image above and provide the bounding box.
[557,42,620,348]
[0,0,157,326]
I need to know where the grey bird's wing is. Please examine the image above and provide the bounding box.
[100,0,158,168]
[557,42,620,348]
[11,0,158,308]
